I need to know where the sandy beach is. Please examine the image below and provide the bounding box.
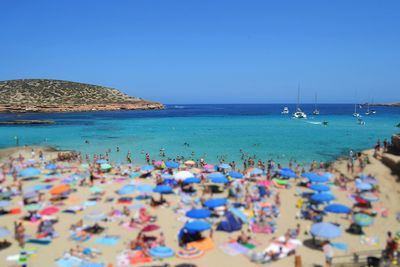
[0,145,399,267]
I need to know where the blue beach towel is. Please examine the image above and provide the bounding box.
[331,242,349,251]
[94,236,119,246]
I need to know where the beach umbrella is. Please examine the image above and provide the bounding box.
[361,192,379,202]
[203,164,215,171]
[130,172,140,178]
[96,159,107,164]
[90,186,104,194]
[0,227,11,238]
[0,200,11,208]
[161,173,174,179]
[218,163,231,169]
[311,222,342,239]
[311,193,336,203]
[307,174,329,183]
[355,182,372,191]
[186,209,211,219]
[183,177,201,184]
[227,171,244,179]
[207,172,225,179]
[175,171,194,181]
[353,213,374,227]
[184,160,196,166]
[149,246,175,259]
[142,224,160,232]
[309,184,330,192]
[184,220,211,232]
[100,163,112,170]
[84,211,106,221]
[23,191,38,199]
[177,246,204,259]
[24,204,40,211]
[40,206,60,215]
[165,161,179,169]
[50,184,70,195]
[210,176,229,184]
[19,167,41,178]
[250,168,263,175]
[117,185,135,195]
[80,163,90,169]
[45,163,57,170]
[136,184,154,193]
[24,184,52,193]
[360,175,378,185]
[204,198,227,208]
[281,167,294,172]
[153,185,173,194]
[140,165,154,172]
[324,204,352,214]
[153,161,164,166]
[279,170,297,178]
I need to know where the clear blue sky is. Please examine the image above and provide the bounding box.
[1,0,399,104]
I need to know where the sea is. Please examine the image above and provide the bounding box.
[0,104,399,166]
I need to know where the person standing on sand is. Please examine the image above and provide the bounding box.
[322,240,334,267]
[14,221,25,248]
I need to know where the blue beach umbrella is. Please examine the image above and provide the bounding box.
[185,220,211,232]
[204,198,227,208]
[165,161,179,169]
[19,167,41,178]
[208,172,225,179]
[250,168,263,175]
[279,170,297,178]
[96,159,107,164]
[211,176,229,184]
[281,168,294,172]
[309,184,330,192]
[218,163,231,169]
[117,185,136,195]
[308,174,329,183]
[311,222,342,239]
[153,185,173,194]
[186,209,211,219]
[353,213,374,227]
[227,171,244,179]
[183,177,201,184]
[45,163,57,170]
[311,193,336,203]
[0,201,11,208]
[356,182,372,191]
[140,165,154,172]
[136,184,154,193]
[0,227,11,238]
[324,204,352,214]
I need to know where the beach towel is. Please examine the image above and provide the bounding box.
[121,223,137,231]
[129,250,152,265]
[56,255,83,267]
[26,238,51,245]
[70,232,91,242]
[251,224,273,234]
[188,237,214,251]
[95,236,120,246]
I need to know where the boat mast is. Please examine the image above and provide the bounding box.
[297,84,300,111]
[314,93,317,110]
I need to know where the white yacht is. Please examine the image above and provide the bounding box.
[281,107,289,114]
[293,86,307,119]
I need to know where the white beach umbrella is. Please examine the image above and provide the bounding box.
[174,171,194,181]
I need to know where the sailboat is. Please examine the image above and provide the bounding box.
[281,107,289,114]
[353,103,361,117]
[365,100,376,115]
[312,93,320,115]
[293,85,307,119]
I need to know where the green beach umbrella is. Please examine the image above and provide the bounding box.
[89,186,104,193]
[100,163,112,170]
[353,213,374,227]
[24,204,40,211]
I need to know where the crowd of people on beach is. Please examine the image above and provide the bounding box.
[0,138,398,267]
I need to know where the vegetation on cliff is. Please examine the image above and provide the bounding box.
[0,79,163,113]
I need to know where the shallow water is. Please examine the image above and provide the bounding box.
[0,104,399,165]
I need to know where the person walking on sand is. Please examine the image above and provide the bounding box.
[14,221,25,248]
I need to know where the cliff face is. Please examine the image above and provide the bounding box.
[0,79,163,113]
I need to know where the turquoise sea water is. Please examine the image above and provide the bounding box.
[0,104,398,165]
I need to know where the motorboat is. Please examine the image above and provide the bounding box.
[281,107,289,114]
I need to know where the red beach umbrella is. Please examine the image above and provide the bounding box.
[141,224,160,232]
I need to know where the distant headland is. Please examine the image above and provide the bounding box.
[0,79,164,113]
